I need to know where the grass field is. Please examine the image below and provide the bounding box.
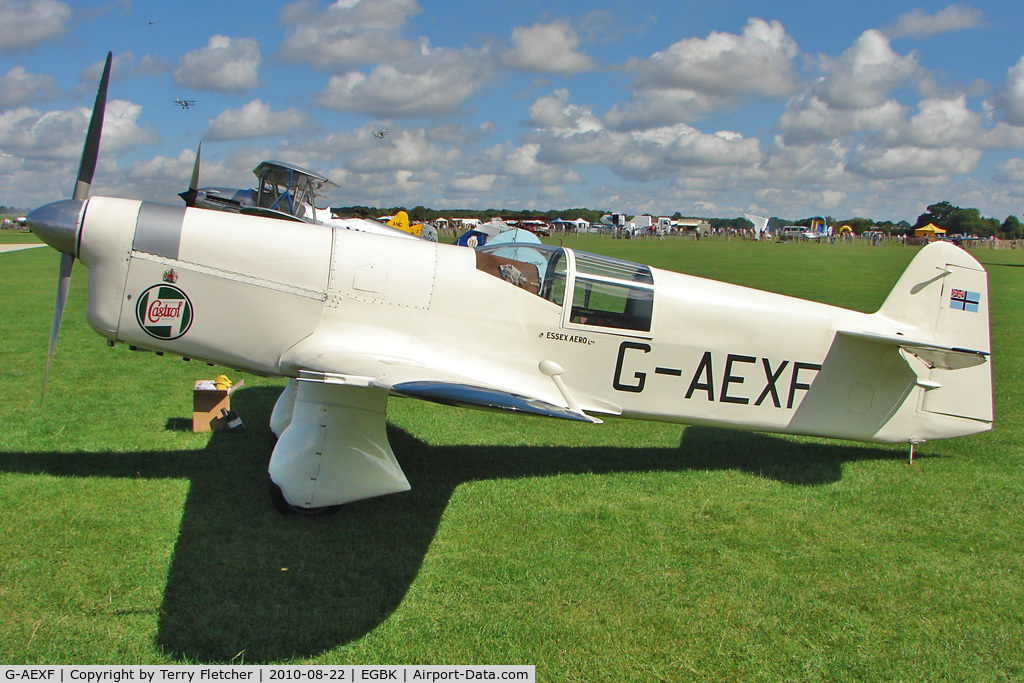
[2,232,1022,679]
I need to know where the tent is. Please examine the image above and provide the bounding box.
[915,223,946,237]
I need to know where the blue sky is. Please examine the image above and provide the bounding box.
[2,0,1024,223]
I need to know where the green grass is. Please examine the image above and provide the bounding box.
[2,238,1023,679]
[0,230,38,244]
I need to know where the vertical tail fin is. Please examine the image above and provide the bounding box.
[877,241,990,355]
[876,241,992,427]
[387,210,423,237]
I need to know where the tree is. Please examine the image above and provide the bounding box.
[914,200,959,228]
[1000,215,1023,240]
[945,208,998,236]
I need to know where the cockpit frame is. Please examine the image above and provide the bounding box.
[476,243,655,336]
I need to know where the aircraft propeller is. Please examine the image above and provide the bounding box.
[29,52,112,399]
[179,142,201,207]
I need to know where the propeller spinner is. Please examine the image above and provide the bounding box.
[27,51,112,399]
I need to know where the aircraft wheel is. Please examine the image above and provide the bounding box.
[268,480,342,517]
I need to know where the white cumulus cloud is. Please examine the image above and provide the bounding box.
[988,54,1024,126]
[278,0,423,69]
[205,100,311,141]
[777,92,905,145]
[848,144,982,179]
[0,0,70,52]
[885,5,984,39]
[609,18,799,128]
[993,158,1024,183]
[0,66,56,109]
[884,96,984,148]
[776,31,921,144]
[0,99,155,160]
[315,49,491,117]
[632,18,798,97]
[525,90,764,183]
[174,35,261,92]
[812,30,921,110]
[526,89,602,133]
[502,20,596,74]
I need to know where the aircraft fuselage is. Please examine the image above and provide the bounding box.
[68,197,990,447]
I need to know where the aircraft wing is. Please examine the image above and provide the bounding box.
[836,329,989,370]
[239,206,306,222]
[383,380,600,422]
[294,368,603,423]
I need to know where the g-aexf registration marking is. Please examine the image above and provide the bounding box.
[613,341,821,409]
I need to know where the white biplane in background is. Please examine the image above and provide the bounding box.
[29,55,993,513]
[179,144,433,241]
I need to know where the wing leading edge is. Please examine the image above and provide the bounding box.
[290,369,606,424]
[386,380,602,423]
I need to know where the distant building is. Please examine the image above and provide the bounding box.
[453,218,482,230]
[632,215,654,230]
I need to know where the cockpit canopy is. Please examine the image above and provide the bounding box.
[476,243,654,333]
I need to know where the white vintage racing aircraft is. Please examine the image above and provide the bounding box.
[29,55,993,512]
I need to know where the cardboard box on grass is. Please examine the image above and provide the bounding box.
[192,378,244,432]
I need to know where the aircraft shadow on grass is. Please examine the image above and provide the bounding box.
[2,387,918,663]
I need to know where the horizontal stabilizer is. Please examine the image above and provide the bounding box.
[387,380,601,423]
[836,329,988,370]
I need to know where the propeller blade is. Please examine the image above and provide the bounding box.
[41,252,74,400]
[179,142,201,206]
[73,51,112,201]
[40,52,110,400]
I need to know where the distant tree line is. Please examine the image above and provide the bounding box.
[256,201,1012,240]
[4,197,1019,237]
[911,200,1022,240]
[6,196,1018,236]
[333,205,607,225]
[703,202,1022,238]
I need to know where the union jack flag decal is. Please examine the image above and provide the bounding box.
[950,288,980,312]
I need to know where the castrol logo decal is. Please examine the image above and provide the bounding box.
[136,284,193,340]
